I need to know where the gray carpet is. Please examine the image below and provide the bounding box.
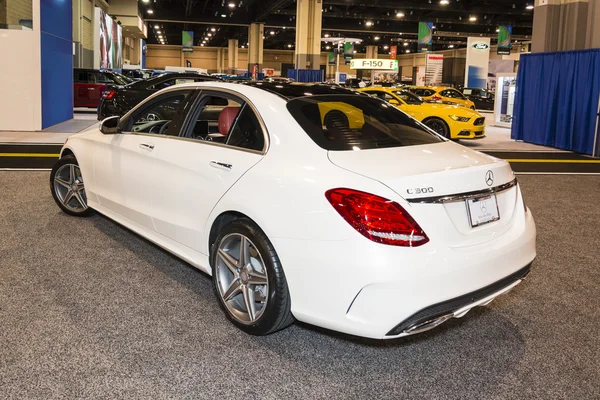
[0,172,599,399]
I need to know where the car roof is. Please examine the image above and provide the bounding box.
[243,82,360,100]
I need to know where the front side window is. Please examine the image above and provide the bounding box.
[124,90,193,135]
[287,95,443,151]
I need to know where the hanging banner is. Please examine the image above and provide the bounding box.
[425,54,444,85]
[343,42,354,65]
[390,45,397,60]
[464,37,491,88]
[418,22,433,53]
[350,59,398,70]
[328,52,336,66]
[497,26,512,55]
[182,31,194,53]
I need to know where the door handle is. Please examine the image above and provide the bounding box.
[210,161,233,170]
[139,143,155,150]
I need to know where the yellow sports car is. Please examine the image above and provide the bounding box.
[357,87,485,139]
[404,86,476,109]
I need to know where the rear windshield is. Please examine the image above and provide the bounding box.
[287,95,444,151]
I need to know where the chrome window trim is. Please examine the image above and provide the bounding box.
[117,85,270,155]
[406,178,518,204]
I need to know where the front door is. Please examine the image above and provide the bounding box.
[93,88,196,230]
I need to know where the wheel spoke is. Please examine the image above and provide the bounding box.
[218,248,239,274]
[73,191,87,209]
[69,165,76,184]
[223,279,242,302]
[63,190,74,206]
[242,285,256,321]
[248,270,268,286]
[239,236,250,267]
[54,177,70,189]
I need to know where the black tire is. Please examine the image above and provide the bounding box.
[211,218,294,335]
[50,155,94,217]
[424,118,451,139]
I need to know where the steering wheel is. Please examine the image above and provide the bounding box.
[158,120,171,135]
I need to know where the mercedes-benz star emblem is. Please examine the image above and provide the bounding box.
[485,170,494,186]
[480,201,488,213]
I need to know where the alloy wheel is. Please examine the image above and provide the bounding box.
[426,120,448,137]
[215,233,269,324]
[53,164,88,212]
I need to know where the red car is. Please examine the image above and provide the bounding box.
[73,69,131,108]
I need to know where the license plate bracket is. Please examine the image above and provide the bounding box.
[466,194,500,228]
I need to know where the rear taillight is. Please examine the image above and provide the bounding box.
[431,95,442,101]
[325,188,429,247]
[104,90,116,99]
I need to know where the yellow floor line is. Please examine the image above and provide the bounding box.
[506,159,600,164]
[0,153,60,158]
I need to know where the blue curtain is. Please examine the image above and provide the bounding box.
[287,69,324,82]
[511,49,600,155]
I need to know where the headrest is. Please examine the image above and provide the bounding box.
[218,107,239,136]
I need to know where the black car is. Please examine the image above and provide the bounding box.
[121,68,154,81]
[97,72,220,120]
[462,87,495,111]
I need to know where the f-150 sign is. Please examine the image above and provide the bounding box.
[350,59,399,70]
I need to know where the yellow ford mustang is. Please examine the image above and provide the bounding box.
[405,86,476,110]
[357,87,485,139]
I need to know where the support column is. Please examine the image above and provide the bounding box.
[365,45,378,59]
[532,0,597,52]
[228,39,239,75]
[294,0,322,70]
[248,22,264,78]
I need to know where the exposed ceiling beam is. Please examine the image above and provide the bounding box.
[255,0,294,22]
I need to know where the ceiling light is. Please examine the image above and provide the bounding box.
[241,45,245,48]
[403,42,409,46]
[211,28,216,32]
[469,16,477,21]
[383,45,389,49]
[324,33,330,38]
[154,25,159,29]
[374,36,380,41]
[396,12,404,18]
[201,44,205,47]
[270,31,275,35]
[156,30,161,34]
[365,21,373,26]
[325,45,331,50]
[440,0,449,4]
[496,28,500,32]
[207,33,212,37]
[353,50,357,54]
[448,44,454,48]
[288,44,293,48]
[147,9,153,14]
[526,4,534,10]
[228,2,235,8]
[405,49,410,53]
[221,14,227,17]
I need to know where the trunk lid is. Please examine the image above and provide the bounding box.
[328,141,519,247]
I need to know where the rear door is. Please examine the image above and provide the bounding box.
[73,70,91,107]
[148,90,266,253]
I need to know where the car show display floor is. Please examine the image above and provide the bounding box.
[0,172,598,399]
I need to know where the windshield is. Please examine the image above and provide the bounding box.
[392,90,423,105]
[109,72,132,85]
[287,95,443,151]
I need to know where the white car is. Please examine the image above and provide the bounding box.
[50,82,536,339]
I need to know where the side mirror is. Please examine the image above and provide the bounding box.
[100,116,121,135]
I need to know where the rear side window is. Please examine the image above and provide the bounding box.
[287,95,443,151]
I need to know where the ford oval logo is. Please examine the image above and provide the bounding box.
[472,42,489,50]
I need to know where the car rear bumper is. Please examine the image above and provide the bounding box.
[274,206,536,339]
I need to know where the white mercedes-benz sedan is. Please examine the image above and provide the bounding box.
[50,82,536,339]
